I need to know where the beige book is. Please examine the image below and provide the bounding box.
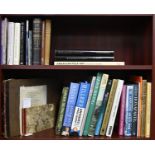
[100,79,118,135]
[145,82,151,138]
[44,20,52,65]
[141,80,147,137]
[24,104,55,136]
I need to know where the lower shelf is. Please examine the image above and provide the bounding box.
[1,128,151,140]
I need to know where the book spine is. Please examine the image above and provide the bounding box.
[100,79,118,135]
[1,18,8,64]
[88,74,109,136]
[95,80,112,136]
[131,84,138,136]
[55,50,114,56]
[28,30,32,65]
[61,82,79,136]
[54,61,125,66]
[118,85,127,136]
[70,82,90,136]
[44,19,51,65]
[55,87,69,135]
[145,82,151,138]
[25,20,29,65]
[79,76,96,136]
[7,22,14,65]
[106,80,124,137]
[55,56,114,61]
[13,23,21,65]
[124,85,134,136]
[20,22,25,65]
[41,20,45,65]
[141,80,147,137]
[83,73,102,136]
[32,18,42,65]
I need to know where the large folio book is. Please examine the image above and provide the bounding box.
[23,104,55,136]
[3,78,61,137]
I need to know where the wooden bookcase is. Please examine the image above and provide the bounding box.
[0,14,155,140]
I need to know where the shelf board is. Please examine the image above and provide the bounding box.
[3,128,150,140]
[0,65,152,70]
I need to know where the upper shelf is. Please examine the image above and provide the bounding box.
[0,65,152,70]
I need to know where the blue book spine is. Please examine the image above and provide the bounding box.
[124,85,134,136]
[70,82,90,136]
[95,80,112,135]
[61,82,79,136]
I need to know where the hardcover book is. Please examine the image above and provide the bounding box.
[23,104,55,136]
[70,82,90,136]
[61,82,79,136]
[55,50,114,56]
[55,87,69,135]
[32,18,42,65]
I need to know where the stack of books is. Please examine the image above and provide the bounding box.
[0,17,52,65]
[56,73,151,138]
[54,50,125,65]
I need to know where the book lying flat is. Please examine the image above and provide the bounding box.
[55,50,114,56]
[54,61,125,66]
[55,56,114,61]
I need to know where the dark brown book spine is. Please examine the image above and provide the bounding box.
[32,18,42,65]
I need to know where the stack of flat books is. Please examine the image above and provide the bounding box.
[54,50,125,65]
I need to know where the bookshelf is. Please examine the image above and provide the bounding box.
[0,14,155,140]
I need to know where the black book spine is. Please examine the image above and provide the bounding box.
[20,22,25,65]
[55,56,114,61]
[32,18,42,65]
[55,50,114,56]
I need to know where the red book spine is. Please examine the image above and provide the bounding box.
[118,85,127,136]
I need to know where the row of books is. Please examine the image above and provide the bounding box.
[0,17,51,65]
[56,73,151,138]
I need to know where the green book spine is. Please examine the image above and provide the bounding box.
[55,87,69,135]
[83,72,102,136]
[88,74,109,136]
[100,79,118,135]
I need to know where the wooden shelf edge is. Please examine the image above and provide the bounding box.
[0,128,152,140]
[0,65,152,70]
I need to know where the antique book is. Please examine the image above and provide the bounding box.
[32,18,42,65]
[23,104,55,136]
[44,19,52,65]
[3,78,61,137]
[20,22,25,65]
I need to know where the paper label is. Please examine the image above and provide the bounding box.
[22,98,31,108]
